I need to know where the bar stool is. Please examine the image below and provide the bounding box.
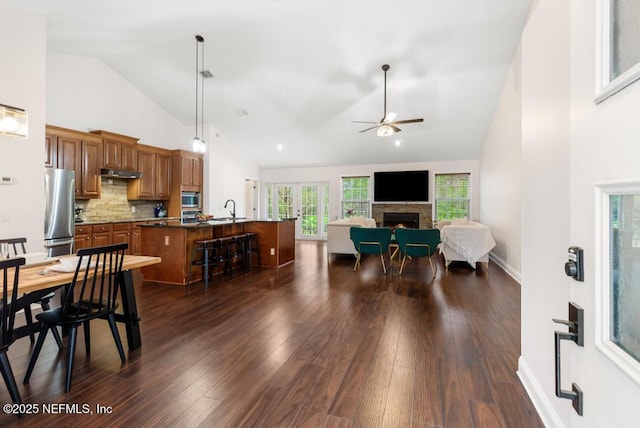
[243,232,261,271]
[187,239,220,287]
[221,234,247,278]
[216,236,234,278]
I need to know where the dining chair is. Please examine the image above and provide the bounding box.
[0,256,25,405]
[349,227,392,274]
[0,237,63,349]
[23,243,128,393]
[394,227,441,279]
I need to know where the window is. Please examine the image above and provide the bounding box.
[435,173,470,220]
[596,0,640,102]
[341,176,370,218]
[609,194,640,362]
[596,182,640,384]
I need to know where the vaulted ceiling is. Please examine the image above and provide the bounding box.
[2,0,531,168]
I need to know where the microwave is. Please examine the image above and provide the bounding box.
[181,192,200,208]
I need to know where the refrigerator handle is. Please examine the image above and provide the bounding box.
[44,238,75,248]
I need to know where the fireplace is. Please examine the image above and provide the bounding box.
[383,212,419,229]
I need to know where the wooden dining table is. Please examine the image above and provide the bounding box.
[11,254,161,351]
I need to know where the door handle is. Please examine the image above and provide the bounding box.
[552,302,584,416]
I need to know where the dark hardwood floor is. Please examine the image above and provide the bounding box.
[1,241,543,427]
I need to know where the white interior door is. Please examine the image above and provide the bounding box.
[245,178,258,219]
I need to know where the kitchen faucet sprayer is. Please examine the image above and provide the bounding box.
[224,199,236,218]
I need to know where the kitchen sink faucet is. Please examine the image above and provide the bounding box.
[224,199,236,218]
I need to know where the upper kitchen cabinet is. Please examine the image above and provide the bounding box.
[46,125,102,199]
[174,150,203,190]
[167,150,204,217]
[89,130,138,171]
[127,144,171,201]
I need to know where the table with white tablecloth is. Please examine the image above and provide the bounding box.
[439,222,496,269]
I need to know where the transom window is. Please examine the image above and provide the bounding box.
[341,176,370,218]
[435,173,470,220]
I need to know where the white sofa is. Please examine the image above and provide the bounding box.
[437,219,496,269]
[327,217,377,257]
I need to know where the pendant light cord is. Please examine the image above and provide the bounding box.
[201,38,205,143]
[195,35,200,141]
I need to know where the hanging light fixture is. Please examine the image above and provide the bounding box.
[0,104,28,138]
[192,35,206,153]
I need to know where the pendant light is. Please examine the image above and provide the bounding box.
[192,35,206,153]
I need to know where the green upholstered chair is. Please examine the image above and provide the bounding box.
[349,227,392,274]
[394,227,441,279]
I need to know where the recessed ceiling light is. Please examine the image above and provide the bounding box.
[277,144,284,151]
[394,140,402,147]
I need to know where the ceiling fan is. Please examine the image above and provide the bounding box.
[352,64,424,137]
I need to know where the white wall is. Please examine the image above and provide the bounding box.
[203,125,259,219]
[518,1,572,426]
[47,53,190,149]
[0,7,47,252]
[261,160,480,223]
[480,47,523,281]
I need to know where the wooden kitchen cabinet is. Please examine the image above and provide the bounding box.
[156,153,171,199]
[91,223,113,247]
[74,225,92,251]
[167,150,204,217]
[172,150,202,192]
[45,133,56,168]
[90,130,138,172]
[80,139,102,198]
[46,125,102,199]
[128,144,171,201]
[76,222,141,254]
[112,223,132,254]
[131,221,147,255]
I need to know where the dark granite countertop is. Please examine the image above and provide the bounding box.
[139,217,296,228]
[74,217,180,226]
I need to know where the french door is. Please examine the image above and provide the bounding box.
[273,183,329,240]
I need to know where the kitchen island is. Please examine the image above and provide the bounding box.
[139,218,296,285]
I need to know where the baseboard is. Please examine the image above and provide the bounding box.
[489,252,521,283]
[517,356,565,428]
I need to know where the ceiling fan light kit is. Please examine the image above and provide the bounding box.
[353,64,423,137]
[377,125,394,137]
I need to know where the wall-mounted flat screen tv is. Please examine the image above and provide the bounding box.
[374,170,429,202]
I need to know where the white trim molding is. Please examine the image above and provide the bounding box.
[595,0,640,103]
[594,180,640,386]
[517,356,565,428]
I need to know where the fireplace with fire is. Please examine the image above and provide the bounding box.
[383,212,419,229]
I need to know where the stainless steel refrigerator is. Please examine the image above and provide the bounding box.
[44,168,75,257]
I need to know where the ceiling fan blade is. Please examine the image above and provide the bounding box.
[351,120,380,124]
[389,124,402,133]
[359,124,383,133]
[389,118,424,125]
[383,112,397,123]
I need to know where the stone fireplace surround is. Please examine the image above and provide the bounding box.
[372,203,433,229]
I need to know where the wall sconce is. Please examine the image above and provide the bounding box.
[0,104,28,138]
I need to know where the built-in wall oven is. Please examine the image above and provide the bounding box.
[181,191,200,208]
[181,210,202,224]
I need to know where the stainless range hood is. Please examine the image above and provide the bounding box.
[100,168,142,179]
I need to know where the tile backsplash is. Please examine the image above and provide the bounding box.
[76,178,159,222]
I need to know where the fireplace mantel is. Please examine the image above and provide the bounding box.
[372,203,433,229]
